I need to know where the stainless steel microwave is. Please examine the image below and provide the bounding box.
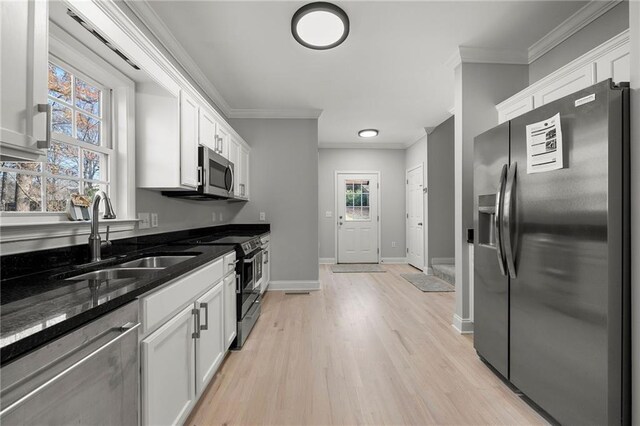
[162,146,234,200]
[200,146,234,198]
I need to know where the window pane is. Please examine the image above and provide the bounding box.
[362,183,369,194]
[354,183,361,194]
[47,142,79,177]
[83,182,107,200]
[46,178,79,212]
[362,193,369,207]
[49,101,72,136]
[48,63,72,103]
[361,207,370,219]
[0,162,42,173]
[345,206,355,220]
[76,112,101,145]
[82,150,104,181]
[354,193,362,207]
[75,78,101,116]
[345,184,354,206]
[0,171,42,212]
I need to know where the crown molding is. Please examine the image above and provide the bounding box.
[528,0,622,63]
[125,0,233,116]
[444,45,528,70]
[228,108,323,120]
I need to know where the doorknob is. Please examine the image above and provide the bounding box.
[418,222,423,226]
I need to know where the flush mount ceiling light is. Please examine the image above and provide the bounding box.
[291,2,350,50]
[358,129,379,138]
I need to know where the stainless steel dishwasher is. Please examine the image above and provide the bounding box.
[0,301,140,425]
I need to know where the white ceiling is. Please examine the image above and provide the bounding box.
[141,0,587,148]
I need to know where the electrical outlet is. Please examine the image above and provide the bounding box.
[138,213,150,229]
[259,212,266,221]
[151,213,158,228]
[212,212,216,223]
[392,241,397,248]
[325,211,332,218]
[218,212,223,222]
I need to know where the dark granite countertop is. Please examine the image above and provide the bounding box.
[0,224,270,366]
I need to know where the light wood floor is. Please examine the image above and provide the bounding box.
[186,264,546,425]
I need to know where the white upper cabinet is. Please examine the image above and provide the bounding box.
[199,107,217,152]
[180,90,200,189]
[237,145,250,200]
[228,137,239,194]
[215,124,231,159]
[497,30,630,124]
[0,0,49,160]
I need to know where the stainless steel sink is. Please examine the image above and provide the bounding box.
[67,268,161,281]
[116,255,197,269]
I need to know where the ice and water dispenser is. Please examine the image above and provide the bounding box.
[477,194,498,247]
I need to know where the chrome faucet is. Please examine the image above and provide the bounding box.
[88,191,116,262]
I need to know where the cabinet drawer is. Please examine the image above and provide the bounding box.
[223,252,236,275]
[141,258,223,333]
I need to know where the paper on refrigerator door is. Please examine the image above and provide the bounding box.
[525,113,564,174]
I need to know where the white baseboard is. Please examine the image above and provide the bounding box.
[268,280,320,291]
[380,257,408,264]
[432,257,455,265]
[319,258,336,265]
[452,314,474,334]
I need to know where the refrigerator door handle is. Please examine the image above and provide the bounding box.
[495,164,508,275]
[502,162,517,278]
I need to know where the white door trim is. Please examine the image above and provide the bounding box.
[334,171,381,264]
[406,163,428,270]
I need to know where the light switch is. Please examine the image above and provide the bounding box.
[219,212,223,222]
[138,213,150,229]
[212,212,216,222]
[151,213,158,228]
[325,211,333,218]
[259,212,266,221]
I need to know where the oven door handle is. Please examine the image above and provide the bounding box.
[244,255,258,263]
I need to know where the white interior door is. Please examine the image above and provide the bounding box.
[337,173,379,263]
[406,165,424,269]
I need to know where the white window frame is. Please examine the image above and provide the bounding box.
[0,22,137,245]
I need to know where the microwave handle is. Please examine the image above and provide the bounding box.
[197,166,203,186]
[228,164,234,193]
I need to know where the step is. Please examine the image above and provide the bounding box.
[432,263,455,286]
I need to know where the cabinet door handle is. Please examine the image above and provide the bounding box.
[37,103,51,149]
[199,302,209,331]
[236,274,241,294]
[192,308,200,338]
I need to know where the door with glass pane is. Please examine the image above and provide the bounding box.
[337,173,379,263]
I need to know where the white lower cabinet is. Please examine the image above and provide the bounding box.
[141,255,238,426]
[224,272,237,349]
[195,281,225,394]
[141,304,196,426]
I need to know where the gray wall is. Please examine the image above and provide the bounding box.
[454,62,529,325]
[133,189,242,236]
[529,2,629,84]
[230,118,319,283]
[629,3,639,422]
[318,148,406,260]
[427,116,455,265]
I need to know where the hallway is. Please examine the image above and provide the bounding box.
[186,265,545,425]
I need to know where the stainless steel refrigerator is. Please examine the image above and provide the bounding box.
[473,79,630,425]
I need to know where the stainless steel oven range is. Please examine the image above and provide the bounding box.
[183,234,264,348]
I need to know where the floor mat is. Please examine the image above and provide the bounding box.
[400,273,455,292]
[331,264,386,273]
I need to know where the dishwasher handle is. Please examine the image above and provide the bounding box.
[0,322,140,417]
